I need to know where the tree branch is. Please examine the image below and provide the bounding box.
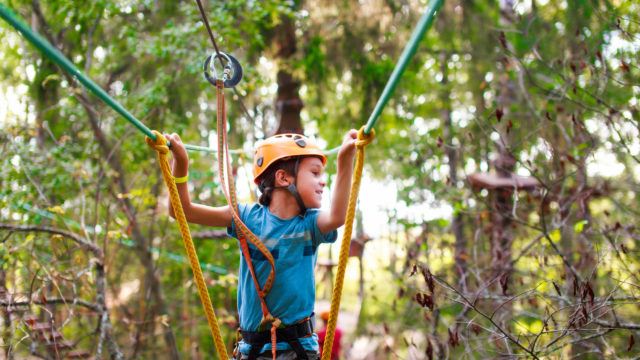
[0,297,100,312]
[432,273,541,359]
[0,223,102,257]
[191,230,229,240]
[593,320,640,330]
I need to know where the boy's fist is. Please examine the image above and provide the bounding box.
[338,128,358,161]
[165,133,189,174]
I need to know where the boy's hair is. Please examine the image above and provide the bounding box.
[256,157,299,206]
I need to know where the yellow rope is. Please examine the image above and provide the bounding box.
[146,130,228,360]
[321,126,375,360]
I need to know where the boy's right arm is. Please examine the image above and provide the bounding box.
[165,133,233,228]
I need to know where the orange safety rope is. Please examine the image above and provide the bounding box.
[214,80,281,359]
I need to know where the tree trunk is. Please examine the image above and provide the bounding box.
[487,0,519,334]
[274,14,304,135]
[439,50,467,291]
[95,262,124,359]
[490,148,516,280]
[0,267,13,360]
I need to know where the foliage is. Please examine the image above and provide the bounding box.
[1,0,640,358]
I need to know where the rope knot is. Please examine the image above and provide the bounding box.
[259,314,281,328]
[145,130,169,155]
[356,126,375,148]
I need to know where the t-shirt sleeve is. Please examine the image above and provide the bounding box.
[307,210,338,246]
[226,203,249,239]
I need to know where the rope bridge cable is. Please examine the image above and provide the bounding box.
[321,127,374,360]
[322,0,443,358]
[363,0,444,135]
[195,0,223,59]
[193,0,260,127]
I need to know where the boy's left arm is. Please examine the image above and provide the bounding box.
[318,129,358,233]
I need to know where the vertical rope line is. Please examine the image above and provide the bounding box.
[214,81,276,307]
[321,127,375,360]
[146,133,228,359]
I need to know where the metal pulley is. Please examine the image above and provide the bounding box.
[203,51,243,88]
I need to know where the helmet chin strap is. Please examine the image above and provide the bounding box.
[285,157,307,216]
[286,183,307,216]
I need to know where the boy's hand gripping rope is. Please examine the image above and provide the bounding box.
[145,131,228,360]
[215,80,282,359]
[321,127,375,360]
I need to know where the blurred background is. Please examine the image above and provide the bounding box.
[1,0,639,358]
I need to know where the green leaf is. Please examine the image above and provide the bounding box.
[574,220,588,234]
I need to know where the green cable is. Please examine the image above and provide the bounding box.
[2,1,443,147]
[363,0,444,135]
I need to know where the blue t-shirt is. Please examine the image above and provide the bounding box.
[227,203,338,355]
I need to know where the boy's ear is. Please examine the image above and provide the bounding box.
[274,169,292,187]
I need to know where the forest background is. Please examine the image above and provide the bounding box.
[1,0,639,359]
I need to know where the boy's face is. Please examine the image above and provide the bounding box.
[295,157,327,209]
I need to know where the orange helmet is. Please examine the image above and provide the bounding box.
[253,134,326,184]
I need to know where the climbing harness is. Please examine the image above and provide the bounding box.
[241,318,314,359]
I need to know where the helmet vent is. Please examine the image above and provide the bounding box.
[257,157,264,167]
[295,138,307,148]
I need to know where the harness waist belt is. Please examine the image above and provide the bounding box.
[241,319,314,344]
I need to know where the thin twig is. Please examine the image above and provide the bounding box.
[432,274,541,359]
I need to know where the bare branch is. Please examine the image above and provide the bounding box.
[593,320,640,331]
[0,297,100,312]
[432,273,541,359]
[191,230,229,240]
[0,223,102,257]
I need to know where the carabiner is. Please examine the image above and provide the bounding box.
[203,52,243,88]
